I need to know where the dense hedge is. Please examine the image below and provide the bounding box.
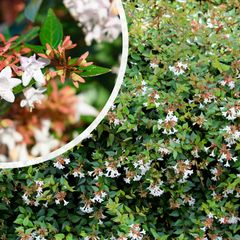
[0,0,240,239]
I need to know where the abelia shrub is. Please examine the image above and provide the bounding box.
[0,0,239,240]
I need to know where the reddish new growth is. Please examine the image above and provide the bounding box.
[39,36,93,87]
[3,81,78,144]
[0,33,29,75]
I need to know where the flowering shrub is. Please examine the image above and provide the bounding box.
[63,0,121,46]
[0,1,121,162]
[0,0,240,239]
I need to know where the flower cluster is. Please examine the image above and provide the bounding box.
[0,9,111,162]
[63,0,121,45]
[0,0,239,240]
[158,111,178,135]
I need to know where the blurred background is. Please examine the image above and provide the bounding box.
[0,0,122,161]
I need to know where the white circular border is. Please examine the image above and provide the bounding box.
[0,0,128,169]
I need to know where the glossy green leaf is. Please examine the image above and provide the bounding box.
[40,9,63,48]
[212,59,230,73]
[79,65,111,77]
[54,234,65,240]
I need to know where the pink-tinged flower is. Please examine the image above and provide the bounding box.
[0,126,23,150]
[158,111,178,135]
[91,190,107,203]
[80,203,94,213]
[128,224,146,240]
[0,66,21,102]
[147,182,164,197]
[105,162,121,178]
[53,157,70,169]
[20,87,46,111]
[20,54,50,87]
[75,94,99,120]
[64,0,121,45]
[169,61,188,76]
[31,119,59,156]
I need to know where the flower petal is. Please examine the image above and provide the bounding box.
[0,66,12,79]
[33,70,45,86]
[20,56,30,70]
[22,71,32,86]
[0,90,15,102]
[9,78,22,88]
[37,57,51,67]
[20,99,27,107]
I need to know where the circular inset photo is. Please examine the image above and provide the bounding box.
[0,0,128,168]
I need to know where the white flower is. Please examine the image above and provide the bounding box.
[159,146,171,155]
[169,62,188,76]
[20,55,50,87]
[158,111,178,135]
[22,193,31,205]
[133,175,142,181]
[188,197,195,206]
[128,224,145,240]
[75,94,99,120]
[105,162,120,178]
[53,162,65,170]
[9,143,29,162]
[64,0,121,45]
[219,79,235,89]
[31,119,59,156]
[105,167,120,178]
[73,171,85,178]
[0,154,7,162]
[0,66,21,102]
[219,217,226,224]
[64,158,70,164]
[141,80,146,86]
[208,212,214,218]
[134,160,152,176]
[221,106,240,121]
[183,169,194,180]
[222,125,240,147]
[88,168,104,180]
[35,181,44,197]
[163,14,171,18]
[53,157,70,169]
[147,184,164,197]
[80,203,94,213]
[124,177,131,184]
[0,127,23,150]
[150,62,158,69]
[91,191,107,203]
[228,215,239,224]
[20,87,46,111]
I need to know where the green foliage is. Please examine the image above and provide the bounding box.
[79,65,111,78]
[0,0,240,239]
[10,27,40,49]
[39,8,63,48]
